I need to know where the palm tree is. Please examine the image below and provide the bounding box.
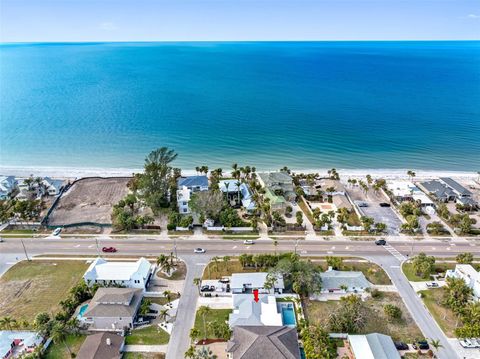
[51,322,72,358]
[212,256,220,272]
[190,327,200,343]
[185,346,196,358]
[429,339,443,352]
[0,317,16,330]
[193,277,202,294]
[224,181,230,201]
[159,308,170,323]
[235,181,242,204]
[163,290,172,303]
[222,256,231,271]
[407,170,416,181]
[197,306,212,343]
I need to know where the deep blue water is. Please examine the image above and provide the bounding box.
[1,41,479,171]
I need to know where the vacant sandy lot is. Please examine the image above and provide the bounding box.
[48,177,130,225]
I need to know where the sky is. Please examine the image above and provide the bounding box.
[0,0,479,42]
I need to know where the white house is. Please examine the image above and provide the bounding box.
[83,257,153,291]
[310,268,371,299]
[231,272,284,294]
[446,264,480,300]
[176,175,209,214]
[348,333,400,359]
[229,294,283,327]
[42,177,64,196]
[0,331,43,359]
[386,180,434,208]
[0,176,17,200]
[219,180,257,212]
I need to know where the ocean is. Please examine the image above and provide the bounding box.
[1,41,479,172]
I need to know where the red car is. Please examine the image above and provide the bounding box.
[102,247,117,253]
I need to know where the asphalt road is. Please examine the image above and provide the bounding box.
[2,236,479,359]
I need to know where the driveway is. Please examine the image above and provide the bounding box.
[370,254,459,359]
[166,254,210,359]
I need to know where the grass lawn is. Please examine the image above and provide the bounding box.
[298,198,315,224]
[0,260,88,321]
[202,260,258,280]
[149,293,180,306]
[45,334,86,359]
[1,229,37,234]
[307,292,423,343]
[156,261,186,281]
[194,309,231,340]
[123,353,165,359]
[125,325,170,345]
[402,262,455,282]
[419,288,457,337]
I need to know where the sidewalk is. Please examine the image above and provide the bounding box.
[123,344,167,353]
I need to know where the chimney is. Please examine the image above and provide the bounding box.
[106,337,111,346]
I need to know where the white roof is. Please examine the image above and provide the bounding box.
[219,179,241,193]
[349,333,400,359]
[455,264,480,279]
[84,257,152,281]
[177,186,191,201]
[231,272,284,289]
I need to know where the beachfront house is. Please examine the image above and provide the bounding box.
[310,268,371,299]
[0,331,43,359]
[258,172,296,204]
[0,176,17,200]
[219,179,257,212]
[83,257,154,291]
[231,272,284,294]
[41,177,64,196]
[79,288,143,331]
[347,333,401,359]
[176,175,209,214]
[420,178,477,208]
[76,332,125,359]
[227,326,301,359]
[446,264,480,300]
[229,294,283,327]
[386,180,434,208]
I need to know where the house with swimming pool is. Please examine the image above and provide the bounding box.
[83,257,154,291]
[78,288,143,332]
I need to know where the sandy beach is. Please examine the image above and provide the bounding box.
[0,165,477,181]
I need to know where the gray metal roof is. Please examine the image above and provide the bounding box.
[420,180,455,200]
[320,270,371,290]
[439,177,472,196]
[227,326,301,359]
[349,333,401,359]
[84,288,142,318]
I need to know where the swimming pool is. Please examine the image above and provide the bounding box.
[280,303,296,326]
[77,304,89,319]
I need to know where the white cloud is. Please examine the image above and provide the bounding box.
[465,14,480,19]
[99,22,118,31]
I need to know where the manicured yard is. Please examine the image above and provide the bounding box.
[419,288,457,337]
[45,334,86,359]
[193,308,231,340]
[202,260,258,280]
[402,262,455,282]
[0,260,89,321]
[123,353,165,359]
[149,293,180,306]
[307,292,422,343]
[125,325,170,345]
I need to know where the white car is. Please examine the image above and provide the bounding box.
[243,240,254,245]
[194,248,206,253]
[52,227,62,236]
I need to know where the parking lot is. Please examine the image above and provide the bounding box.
[346,185,403,235]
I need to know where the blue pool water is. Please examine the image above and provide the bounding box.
[77,304,88,319]
[280,303,296,326]
[1,41,479,171]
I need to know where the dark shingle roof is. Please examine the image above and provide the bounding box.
[227,326,300,359]
[76,333,124,359]
[177,176,208,188]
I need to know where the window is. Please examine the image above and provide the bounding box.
[183,209,187,213]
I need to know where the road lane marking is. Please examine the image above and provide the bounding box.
[345,246,349,250]
[232,246,237,249]
[446,247,450,251]
[331,246,336,250]
[74,244,80,248]
[383,244,406,261]
[327,251,333,254]
[88,245,94,248]
[390,265,400,268]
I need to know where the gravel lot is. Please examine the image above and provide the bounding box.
[48,177,130,225]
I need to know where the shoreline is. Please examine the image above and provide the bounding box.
[1,165,478,181]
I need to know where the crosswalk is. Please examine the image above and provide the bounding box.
[383,244,407,261]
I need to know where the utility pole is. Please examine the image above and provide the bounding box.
[95,237,100,256]
[174,236,178,259]
[20,239,30,261]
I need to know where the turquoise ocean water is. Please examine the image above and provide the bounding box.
[1,41,479,171]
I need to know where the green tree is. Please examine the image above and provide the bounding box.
[326,256,343,270]
[328,294,367,333]
[456,252,474,264]
[360,216,374,232]
[412,252,435,279]
[383,304,402,321]
[443,276,473,315]
[51,322,73,358]
[197,306,212,342]
[190,191,224,221]
[301,325,337,359]
[295,211,304,226]
[193,277,202,294]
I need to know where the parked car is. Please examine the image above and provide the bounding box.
[243,239,254,245]
[394,342,408,350]
[379,202,391,207]
[460,338,480,348]
[426,282,439,288]
[102,246,117,253]
[194,248,206,253]
[355,201,369,207]
[414,340,429,350]
[52,227,62,236]
[375,239,386,245]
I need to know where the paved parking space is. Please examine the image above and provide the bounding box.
[448,338,480,359]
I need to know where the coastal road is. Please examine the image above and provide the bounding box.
[2,237,478,359]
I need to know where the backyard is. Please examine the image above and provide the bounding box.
[307,292,423,343]
[193,308,231,340]
[0,260,88,321]
[402,262,455,282]
[125,325,170,345]
[45,334,86,359]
